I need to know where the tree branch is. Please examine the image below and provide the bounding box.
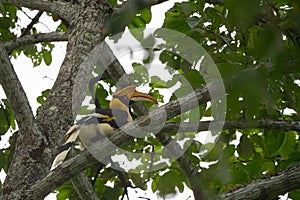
[162,120,300,133]
[216,165,300,200]
[69,149,100,200]
[20,11,44,37]
[0,41,34,131]
[4,32,68,54]
[7,0,73,23]
[103,0,169,36]
[113,0,169,14]
[0,38,47,200]
[71,172,100,200]
[204,0,224,4]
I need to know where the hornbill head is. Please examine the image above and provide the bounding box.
[109,86,158,122]
[111,86,158,107]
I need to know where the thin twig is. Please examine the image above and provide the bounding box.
[20,11,43,37]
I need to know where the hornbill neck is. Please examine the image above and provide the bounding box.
[109,97,132,121]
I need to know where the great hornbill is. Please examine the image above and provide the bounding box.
[51,86,158,170]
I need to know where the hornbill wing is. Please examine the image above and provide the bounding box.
[50,112,116,170]
[95,108,129,128]
[50,125,80,170]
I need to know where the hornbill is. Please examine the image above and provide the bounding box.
[51,86,158,170]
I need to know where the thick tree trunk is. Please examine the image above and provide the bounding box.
[0,1,111,199]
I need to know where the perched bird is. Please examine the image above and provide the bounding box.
[51,86,158,170]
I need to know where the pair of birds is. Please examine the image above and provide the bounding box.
[51,86,158,170]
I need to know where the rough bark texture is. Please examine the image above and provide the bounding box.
[71,171,100,200]
[0,40,46,200]
[7,0,73,22]
[217,165,300,200]
[0,0,111,199]
[5,32,68,53]
[69,149,100,200]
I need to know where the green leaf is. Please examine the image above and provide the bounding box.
[36,89,50,106]
[247,26,259,50]
[264,130,284,157]
[129,62,149,84]
[0,106,9,135]
[156,170,185,196]
[202,143,223,161]
[128,24,144,41]
[57,189,70,200]
[229,168,249,184]
[56,22,68,32]
[94,177,105,196]
[260,161,275,174]
[2,3,17,19]
[56,182,76,200]
[289,189,300,199]
[243,157,263,178]
[149,89,164,103]
[109,0,118,6]
[189,104,205,122]
[150,76,167,88]
[237,135,253,160]
[224,0,261,29]
[2,99,15,129]
[163,11,190,33]
[187,16,200,29]
[0,149,8,170]
[130,173,146,189]
[103,187,122,200]
[131,15,146,29]
[138,8,151,24]
[42,89,50,97]
[36,96,45,105]
[151,179,158,192]
[0,17,14,29]
[183,69,204,88]
[278,131,296,159]
[280,151,300,169]
[43,50,52,66]
[128,9,151,41]
[94,83,109,108]
[166,74,180,88]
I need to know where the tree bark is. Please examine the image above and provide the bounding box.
[0,40,46,200]
[0,0,111,199]
[217,165,300,200]
[5,32,68,53]
[7,0,73,22]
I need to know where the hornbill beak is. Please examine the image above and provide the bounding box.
[113,86,158,105]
